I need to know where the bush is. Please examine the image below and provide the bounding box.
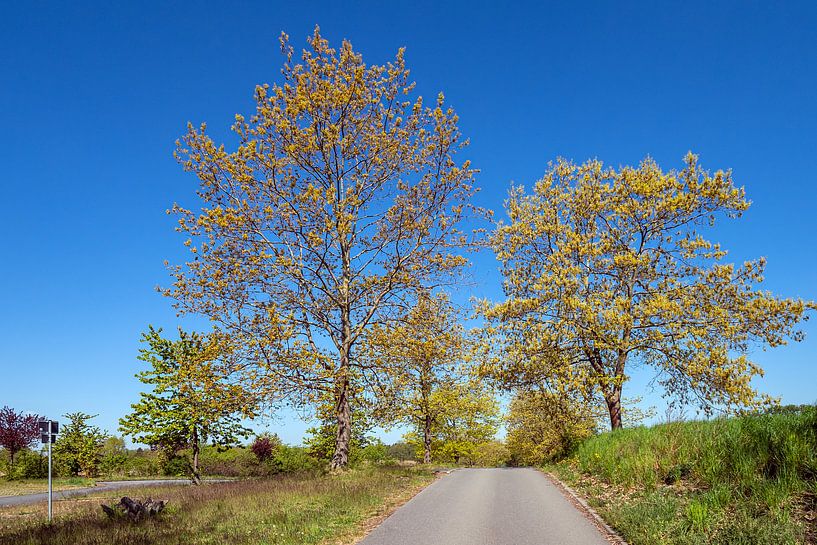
[473,441,511,467]
[161,454,189,477]
[199,446,266,477]
[119,451,160,477]
[274,445,319,473]
[387,442,416,462]
[250,434,281,462]
[8,449,47,479]
[359,440,394,465]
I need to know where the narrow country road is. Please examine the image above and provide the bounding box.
[360,468,610,545]
[0,479,205,508]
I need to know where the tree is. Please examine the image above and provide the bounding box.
[505,391,597,466]
[53,412,108,477]
[119,327,254,484]
[363,292,464,463]
[168,28,479,468]
[303,398,374,465]
[404,381,500,465]
[480,154,814,429]
[250,433,282,462]
[0,406,40,469]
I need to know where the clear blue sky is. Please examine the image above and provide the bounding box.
[1,2,815,445]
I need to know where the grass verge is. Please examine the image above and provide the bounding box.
[0,466,434,545]
[551,408,817,544]
[0,478,95,497]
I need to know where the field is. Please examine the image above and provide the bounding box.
[0,466,435,545]
[552,408,817,544]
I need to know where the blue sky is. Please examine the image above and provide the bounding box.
[1,2,815,445]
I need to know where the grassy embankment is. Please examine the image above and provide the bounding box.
[552,408,817,544]
[0,466,434,545]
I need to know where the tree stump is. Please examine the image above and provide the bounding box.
[101,496,167,521]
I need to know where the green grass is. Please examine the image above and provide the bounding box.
[552,407,817,544]
[0,477,95,497]
[0,466,435,545]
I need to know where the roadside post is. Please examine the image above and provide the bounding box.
[38,420,59,522]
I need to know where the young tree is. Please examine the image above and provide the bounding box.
[404,381,500,465]
[119,327,254,484]
[53,412,108,477]
[481,154,813,429]
[505,391,597,466]
[363,292,464,463]
[168,28,480,468]
[0,406,40,469]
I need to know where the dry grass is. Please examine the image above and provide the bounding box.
[0,478,95,497]
[0,466,434,545]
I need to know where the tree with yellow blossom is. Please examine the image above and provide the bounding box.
[167,28,480,468]
[480,154,813,429]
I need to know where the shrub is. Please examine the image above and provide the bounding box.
[473,441,511,467]
[251,433,282,462]
[359,440,393,465]
[387,442,416,462]
[8,449,47,479]
[274,445,319,473]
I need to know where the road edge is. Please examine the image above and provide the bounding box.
[347,469,444,545]
[541,471,629,545]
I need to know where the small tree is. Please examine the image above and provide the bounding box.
[0,406,40,470]
[363,292,464,463]
[53,412,108,477]
[404,381,500,465]
[482,154,814,429]
[119,327,254,484]
[505,391,597,466]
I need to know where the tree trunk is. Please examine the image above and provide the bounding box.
[331,212,353,471]
[191,428,201,485]
[605,385,623,430]
[331,373,352,469]
[423,415,432,464]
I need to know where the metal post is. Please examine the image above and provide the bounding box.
[47,421,53,522]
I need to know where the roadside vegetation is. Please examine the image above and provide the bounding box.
[0,466,434,545]
[550,405,817,544]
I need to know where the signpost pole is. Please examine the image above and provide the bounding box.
[47,421,53,523]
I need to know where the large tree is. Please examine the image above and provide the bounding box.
[363,291,464,463]
[168,29,478,468]
[481,154,813,429]
[119,327,253,483]
[0,406,40,469]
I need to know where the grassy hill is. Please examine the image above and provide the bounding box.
[552,406,817,544]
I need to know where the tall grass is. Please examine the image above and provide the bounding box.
[555,407,817,544]
[0,466,434,545]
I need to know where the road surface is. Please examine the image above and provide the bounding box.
[360,468,610,545]
[0,479,205,508]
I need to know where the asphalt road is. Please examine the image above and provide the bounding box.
[0,479,199,508]
[360,468,610,545]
